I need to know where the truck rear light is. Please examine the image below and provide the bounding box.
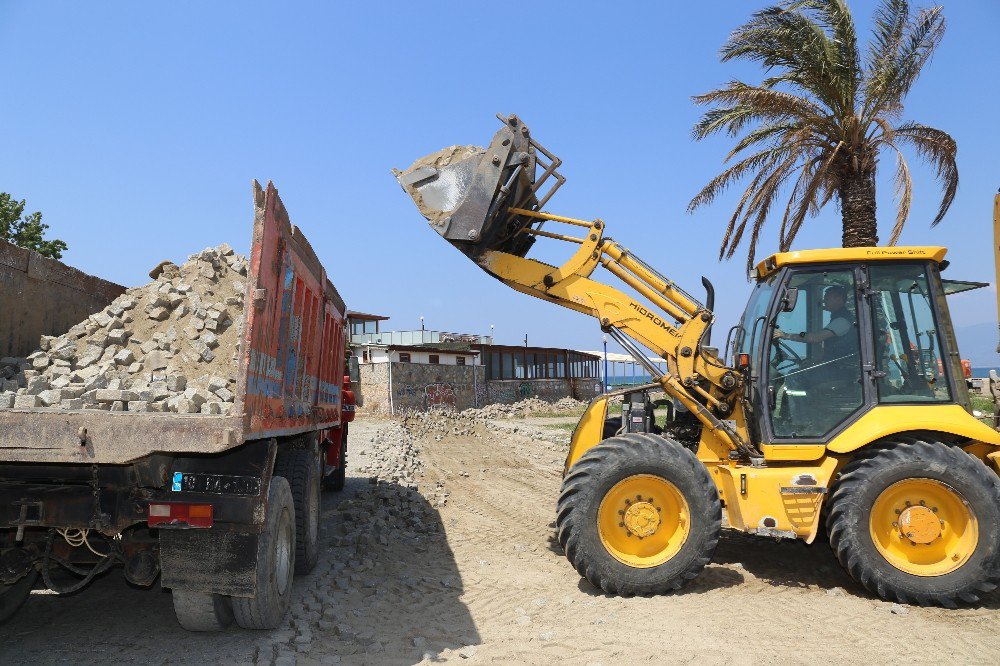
[147,502,214,528]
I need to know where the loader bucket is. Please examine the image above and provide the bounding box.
[394,114,565,259]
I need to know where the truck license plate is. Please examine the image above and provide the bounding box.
[172,472,261,496]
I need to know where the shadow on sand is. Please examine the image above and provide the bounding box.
[0,473,479,665]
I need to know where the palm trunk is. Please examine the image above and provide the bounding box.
[839,171,878,247]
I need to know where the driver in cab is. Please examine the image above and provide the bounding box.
[773,285,853,358]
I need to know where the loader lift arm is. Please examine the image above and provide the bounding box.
[396,114,754,458]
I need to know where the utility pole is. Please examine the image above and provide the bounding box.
[603,334,608,392]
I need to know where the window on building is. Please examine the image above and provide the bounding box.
[398,352,411,363]
[429,354,440,364]
[502,352,514,379]
[557,356,565,378]
[489,352,500,380]
[514,353,525,379]
[457,356,466,366]
[526,353,535,379]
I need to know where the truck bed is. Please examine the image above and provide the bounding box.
[0,181,346,464]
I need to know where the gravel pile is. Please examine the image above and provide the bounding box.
[460,396,586,419]
[0,245,247,414]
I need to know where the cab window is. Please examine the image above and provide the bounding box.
[767,269,864,439]
[869,264,951,403]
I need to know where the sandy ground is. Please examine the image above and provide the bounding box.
[2,412,999,665]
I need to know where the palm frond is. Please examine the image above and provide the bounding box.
[883,141,913,244]
[893,121,957,225]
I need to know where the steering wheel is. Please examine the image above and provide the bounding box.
[772,337,806,375]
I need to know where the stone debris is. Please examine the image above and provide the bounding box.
[0,245,247,414]
[460,396,586,420]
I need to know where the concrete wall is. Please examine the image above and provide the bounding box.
[486,378,572,404]
[359,362,486,414]
[0,239,125,358]
[357,362,391,412]
[571,377,604,401]
[358,363,603,414]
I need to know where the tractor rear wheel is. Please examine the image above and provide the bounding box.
[827,436,1000,607]
[556,433,720,595]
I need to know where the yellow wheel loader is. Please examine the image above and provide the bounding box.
[395,114,1000,607]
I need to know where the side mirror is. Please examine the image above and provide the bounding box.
[348,356,360,383]
[781,287,799,312]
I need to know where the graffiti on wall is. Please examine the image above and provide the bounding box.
[517,382,535,398]
[425,382,457,408]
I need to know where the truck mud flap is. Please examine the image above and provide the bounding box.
[160,529,259,597]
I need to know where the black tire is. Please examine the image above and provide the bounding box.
[275,448,321,574]
[556,433,721,595]
[0,571,37,625]
[232,476,295,629]
[172,589,234,631]
[827,436,1000,607]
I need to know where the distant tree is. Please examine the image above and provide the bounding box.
[0,193,68,259]
[689,0,957,273]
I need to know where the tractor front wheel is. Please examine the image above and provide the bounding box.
[556,433,721,595]
[827,436,1000,607]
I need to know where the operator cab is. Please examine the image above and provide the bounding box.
[733,247,974,445]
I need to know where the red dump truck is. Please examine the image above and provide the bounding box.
[0,181,357,630]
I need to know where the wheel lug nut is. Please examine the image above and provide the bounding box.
[636,494,642,500]
[619,522,625,527]
[919,500,925,506]
[932,507,938,513]
[618,510,624,515]
[905,501,912,507]
[892,521,898,527]
[894,509,901,515]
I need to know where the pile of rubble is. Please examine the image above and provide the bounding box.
[460,395,586,419]
[0,245,247,414]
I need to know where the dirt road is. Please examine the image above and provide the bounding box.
[2,412,998,664]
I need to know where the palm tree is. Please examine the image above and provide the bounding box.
[688,0,958,272]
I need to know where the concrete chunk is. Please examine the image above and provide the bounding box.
[37,389,64,406]
[94,389,139,403]
[14,395,42,409]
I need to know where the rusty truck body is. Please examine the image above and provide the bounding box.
[0,181,356,631]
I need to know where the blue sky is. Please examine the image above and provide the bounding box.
[3,1,999,363]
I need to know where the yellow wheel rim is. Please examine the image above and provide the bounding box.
[598,474,690,568]
[869,478,979,577]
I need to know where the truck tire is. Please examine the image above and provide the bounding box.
[827,436,1000,607]
[322,426,347,492]
[232,476,295,629]
[556,433,721,596]
[172,589,234,631]
[0,571,37,625]
[275,449,321,574]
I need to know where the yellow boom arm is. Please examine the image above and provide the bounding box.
[480,208,751,457]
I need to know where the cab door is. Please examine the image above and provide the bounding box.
[759,265,872,443]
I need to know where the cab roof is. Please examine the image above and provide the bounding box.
[755,246,948,279]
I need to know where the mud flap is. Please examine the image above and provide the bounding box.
[160,530,259,597]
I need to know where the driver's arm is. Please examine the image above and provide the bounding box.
[774,328,835,344]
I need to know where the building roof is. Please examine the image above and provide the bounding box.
[473,343,601,358]
[384,343,480,355]
[346,310,390,321]
[578,351,666,364]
